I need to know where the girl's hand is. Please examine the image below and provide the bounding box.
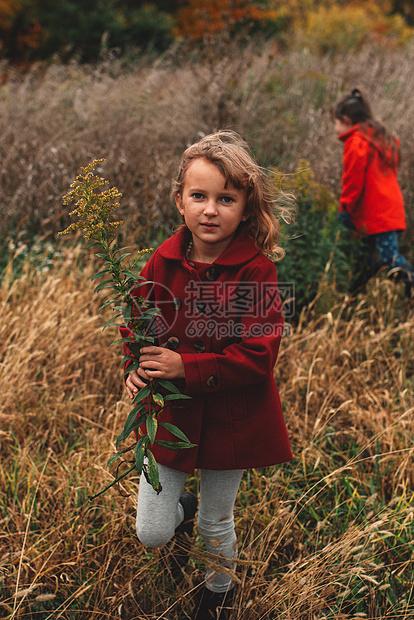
[125,368,151,399]
[139,346,185,381]
[125,346,185,399]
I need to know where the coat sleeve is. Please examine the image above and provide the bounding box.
[180,261,283,397]
[339,135,370,216]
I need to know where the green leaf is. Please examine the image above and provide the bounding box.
[158,422,193,444]
[115,410,146,448]
[153,393,164,408]
[124,404,143,422]
[113,305,129,317]
[163,393,191,401]
[122,270,142,280]
[134,334,155,345]
[119,354,135,368]
[146,450,160,490]
[132,391,145,405]
[109,337,134,348]
[140,307,159,317]
[122,401,147,424]
[126,277,150,289]
[146,414,158,445]
[86,241,103,249]
[98,298,121,313]
[91,268,112,281]
[94,279,115,293]
[114,253,132,263]
[107,450,127,467]
[155,440,196,450]
[122,362,140,376]
[156,379,183,394]
[137,383,151,401]
[106,453,121,467]
[113,245,132,256]
[115,420,143,449]
[122,306,132,323]
[134,436,149,473]
[102,313,123,330]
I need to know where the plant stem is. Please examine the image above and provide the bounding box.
[87,464,136,502]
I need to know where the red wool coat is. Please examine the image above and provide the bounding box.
[338,125,406,235]
[120,228,292,474]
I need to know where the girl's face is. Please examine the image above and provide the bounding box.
[334,116,353,135]
[175,157,247,262]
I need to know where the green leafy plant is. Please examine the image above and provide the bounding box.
[273,159,354,316]
[59,159,194,495]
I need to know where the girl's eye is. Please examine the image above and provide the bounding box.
[221,196,234,204]
[191,192,204,200]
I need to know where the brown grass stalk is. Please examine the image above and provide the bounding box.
[1,251,412,618]
[1,41,413,247]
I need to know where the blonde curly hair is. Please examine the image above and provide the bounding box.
[173,130,292,259]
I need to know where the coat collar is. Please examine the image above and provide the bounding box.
[157,226,262,267]
[338,123,358,142]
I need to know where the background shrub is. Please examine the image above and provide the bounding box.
[297,4,412,55]
[274,161,353,316]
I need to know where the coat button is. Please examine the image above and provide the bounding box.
[206,375,218,388]
[205,267,217,281]
[167,336,180,350]
[171,297,181,311]
[195,301,206,315]
[194,340,206,353]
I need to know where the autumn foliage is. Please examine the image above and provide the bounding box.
[174,0,277,39]
[0,0,44,63]
[0,0,413,65]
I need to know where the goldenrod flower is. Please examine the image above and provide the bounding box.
[59,159,123,240]
[60,159,194,497]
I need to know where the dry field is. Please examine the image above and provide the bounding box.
[1,40,414,247]
[1,39,414,619]
[0,244,413,619]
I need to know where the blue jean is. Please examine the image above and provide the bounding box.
[375,231,412,272]
[351,230,413,296]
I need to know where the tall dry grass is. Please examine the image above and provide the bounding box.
[0,247,413,619]
[1,37,414,619]
[1,40,414,247]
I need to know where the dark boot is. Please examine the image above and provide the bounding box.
[192,585,235,620]
[168,491,197,579]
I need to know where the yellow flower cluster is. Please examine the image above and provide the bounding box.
[59,159,123,240]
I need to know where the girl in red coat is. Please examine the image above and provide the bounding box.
[333,88,413,297]
[121,130,292,619]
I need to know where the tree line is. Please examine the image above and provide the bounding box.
[0,0,413,65]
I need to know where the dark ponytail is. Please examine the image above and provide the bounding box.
[333,88,398,167]
[333,88,373,125]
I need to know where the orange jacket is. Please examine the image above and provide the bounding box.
[338,125,406,235]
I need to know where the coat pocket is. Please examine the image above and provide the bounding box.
[226,387,247,421]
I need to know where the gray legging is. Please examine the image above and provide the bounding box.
[136,464,244,593]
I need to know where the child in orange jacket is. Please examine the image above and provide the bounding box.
[333,88,413,297]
